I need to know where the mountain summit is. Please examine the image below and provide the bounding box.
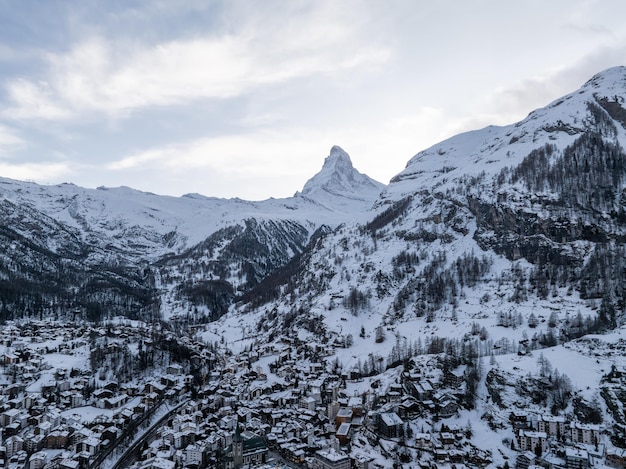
[300,146,384,209]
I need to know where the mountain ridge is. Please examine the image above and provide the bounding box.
[0,147,384,321]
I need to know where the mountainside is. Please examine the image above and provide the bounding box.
[216,65,626,400]
[0,147,383,321]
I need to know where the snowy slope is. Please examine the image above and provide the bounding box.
[218,65,626,403]
[0,146,383,261]
[385,65,626,201]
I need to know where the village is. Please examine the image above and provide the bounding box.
[0,319,622,469]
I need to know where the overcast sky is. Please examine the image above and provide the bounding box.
[1,0,625,200]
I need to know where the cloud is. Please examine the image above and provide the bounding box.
[0,124,25,154]
[2,2,390,121]
[444,45,626,137]
[0,161,71,182]
[109,130,321,177]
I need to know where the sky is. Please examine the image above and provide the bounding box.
[1,0,626,200]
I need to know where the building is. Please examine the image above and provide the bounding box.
[570,422,601,445]
[517,430,548,456]
[5,436,24,459]
[311,448,351,469]
[565,447,589,469]
[376,412,403,439]
[606,447,626,468]
[336,422,351,445]
[223,425,268,469]
[537,414,566,438]
[516,451,536,469]
[28,452,47,469]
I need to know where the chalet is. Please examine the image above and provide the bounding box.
[510,411,531,430]
[439,432,455,447]
[516,451,536,469]
[167,364,184,376]
[414,432,432,449]
[437,398,459,418]
[606,448,626,468]
[445,366,466,387]
[2,353,18,365]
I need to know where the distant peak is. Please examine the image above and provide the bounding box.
[329,145,350,159]
[321,145,353,173]
[300,146,384,202]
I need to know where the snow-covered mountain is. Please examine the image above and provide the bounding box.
[0,147,383,320]
[217,65,626,385]
[4,65,626,339]
[0,146,382,263]
[298,145,385,211]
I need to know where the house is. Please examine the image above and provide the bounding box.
[58,458,80,469]
[415,432,432,449]
[606,448,626,468]
[516,451,536,469]
[136,456,176,469]
[47,430,70,449]
[0,408,21,427]
[510,411,530,430]
[185,443,205,467]
[167,364,184,376]
[445,366,466,387]
[439,432,455,447]
[437,398,459,418]
[311,448,351,469]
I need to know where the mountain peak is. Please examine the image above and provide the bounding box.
[329,144,350,159]
[319,145,354,175]
[582,65,626,91]
[300,146,385,207]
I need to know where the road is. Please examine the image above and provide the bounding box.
[104,397,191,469]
